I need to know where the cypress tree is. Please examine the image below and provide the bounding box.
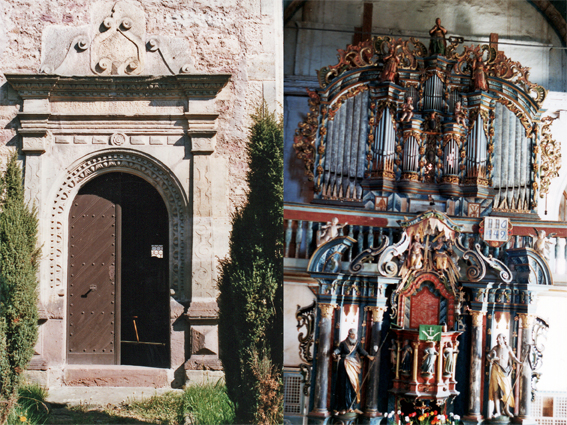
[217,105,283,424]
[0,153,40,424]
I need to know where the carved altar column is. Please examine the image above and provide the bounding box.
[465,311,485,423]
[364,306,388,418]
[412,341,420,383]
[309,303,337,421]
[515,313,537,425]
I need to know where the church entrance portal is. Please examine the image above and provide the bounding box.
[67,172,170,368]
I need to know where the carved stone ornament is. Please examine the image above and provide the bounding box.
[49,150,188,294]
[110,133,128,146]
[319,303,337,319]
[90,1,146,75]
[38,2,196,76]
[470,310,485,327]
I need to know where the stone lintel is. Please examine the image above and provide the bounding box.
[5,74,231,101]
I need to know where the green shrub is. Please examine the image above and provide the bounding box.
[182,380,235,425]
[0,154,40,425]
[6,384,49,425]
[217,105,283,424]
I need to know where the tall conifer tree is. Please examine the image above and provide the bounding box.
[0,153,40,424]
[217,106,283,424]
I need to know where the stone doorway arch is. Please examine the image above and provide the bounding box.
[49,149,188,299]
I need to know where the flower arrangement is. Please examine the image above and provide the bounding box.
[383,410,461,425]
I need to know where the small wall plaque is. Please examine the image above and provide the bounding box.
[479,217,512,248]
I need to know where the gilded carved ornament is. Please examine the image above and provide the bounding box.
[517,313,535,330]
[454,45,546,107]
[319,303,338,319]
[316,36,426,89]
[539,116,561,198]
[365,306,388,323]
[293,89,320,182]
[470,310,485,327]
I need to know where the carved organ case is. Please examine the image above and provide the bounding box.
[294,32,559,425]
[294,37,558,215]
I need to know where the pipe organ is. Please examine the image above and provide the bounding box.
[294,36,557,216]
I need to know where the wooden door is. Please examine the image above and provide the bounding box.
[67,185,121,364]
[67,172,169,367]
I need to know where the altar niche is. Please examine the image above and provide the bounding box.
[67,172,170,368]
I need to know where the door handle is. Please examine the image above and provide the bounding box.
[81,284,97,298]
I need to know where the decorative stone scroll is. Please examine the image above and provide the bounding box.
[50,149,188,294]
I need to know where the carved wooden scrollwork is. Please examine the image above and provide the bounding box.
[539,115,561,198]
[293,90,321,182]
[377,232,410,277]
[349,234,388,274]
[296,301,316,363]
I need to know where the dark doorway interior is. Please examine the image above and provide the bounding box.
[68,172,170,368]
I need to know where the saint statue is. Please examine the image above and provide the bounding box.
[399,339,413,375]
[407,240,424,270]
[389,340,398,371]
[421,341,438,376]
[332,329,374,415]
[487,334,522,419]
[443,341,455,378]
[472,52,488,91]
[429,18,447,55]
[380,48,400,83]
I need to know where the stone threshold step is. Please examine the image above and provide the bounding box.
[46,386,182,407]
[63,365,172,388]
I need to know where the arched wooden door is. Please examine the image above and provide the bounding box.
[67,172,170,367]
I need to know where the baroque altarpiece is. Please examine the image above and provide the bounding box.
[288,26,560,425]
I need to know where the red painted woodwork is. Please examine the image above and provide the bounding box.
[409,286,440,329]
[283,209,389,227]
[398,272,455,329]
